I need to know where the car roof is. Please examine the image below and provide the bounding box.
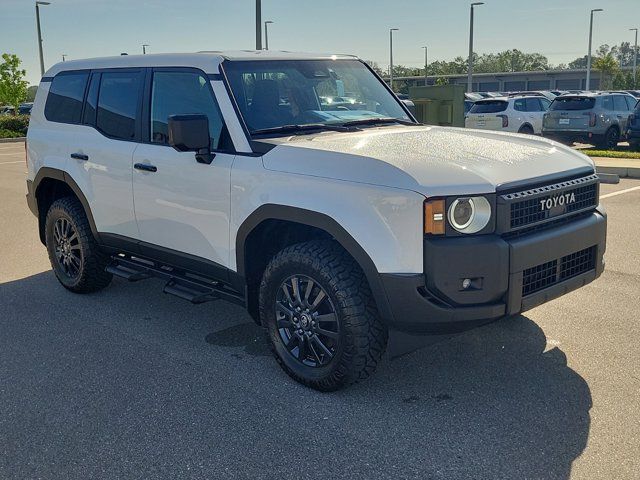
[43,51,358,78]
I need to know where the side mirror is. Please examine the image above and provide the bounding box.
[168,114,215,164]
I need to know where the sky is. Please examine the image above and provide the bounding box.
[1,0,639,86]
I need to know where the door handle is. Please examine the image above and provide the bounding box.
[70,153,89,161]
[134,163,157,173]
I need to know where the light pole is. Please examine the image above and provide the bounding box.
[142,44,149,55]
[264,21,273,50]
[631,28,638,88]
[255,0,262,50]
[389,28,399,91]
[586,8,603,91]
[467,2,484,93]
[35,1,51,77]
[61,54,66,62]
[422,46,428,86]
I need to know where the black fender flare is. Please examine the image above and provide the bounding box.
[235,204,395,323]
[32,167,100,242]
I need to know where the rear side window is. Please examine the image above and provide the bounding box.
[513,99,526,112]
[96,71,143,141]
[601,96,613,111]
[550,97,595,111]
[613,96,629,111]
[626,96,638,110]
[44,71,89,124]
[525,98,542,112]
[469,100,508,113]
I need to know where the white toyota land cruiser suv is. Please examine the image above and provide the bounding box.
[26,51,606,391]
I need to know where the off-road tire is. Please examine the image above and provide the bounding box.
[259,240,388,391]
[45,196,112,293]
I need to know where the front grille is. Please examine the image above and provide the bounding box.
[500,174,598,233]
[560,246,596,280]
[522,246,596,297]
[522,259,558,296]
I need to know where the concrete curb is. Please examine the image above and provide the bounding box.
[597,173,620,184]
[0,137,26,144]
[596,166,640,179]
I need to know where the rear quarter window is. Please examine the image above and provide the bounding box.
[469,100,508,114]
[44,71,89,124]
[549,97,595,111]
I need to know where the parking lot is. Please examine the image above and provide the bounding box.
[1,140,639,479]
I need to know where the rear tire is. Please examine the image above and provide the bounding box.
[518,124,534,135]
[259,240,387,391]
[597,127,620,150]
[45,197,112,293]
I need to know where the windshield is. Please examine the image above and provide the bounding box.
[469,100,508,114]
[223,59,412,134]
[550,97,596,111]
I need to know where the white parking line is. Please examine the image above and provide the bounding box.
[600,185,640,199]
[0,161,23,165]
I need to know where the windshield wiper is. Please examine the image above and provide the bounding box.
[251,123,353,135]
[340,117,417,127]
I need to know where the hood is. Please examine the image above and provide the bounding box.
[261,125,595,197]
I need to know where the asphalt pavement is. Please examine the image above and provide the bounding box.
[1,141,639,480]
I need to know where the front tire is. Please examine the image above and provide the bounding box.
[259,240,387,391]
[45,196,112,293]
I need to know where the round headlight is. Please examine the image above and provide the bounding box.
[448,197,491,234]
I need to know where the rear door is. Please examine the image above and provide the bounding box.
[131,68,235,268]
[525,97,547,134]
[546,96,594,130]
[613,95,632,132]
[62,69,144,239]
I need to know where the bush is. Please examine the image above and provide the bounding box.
[0,114,29,135]
[0,128,24,138]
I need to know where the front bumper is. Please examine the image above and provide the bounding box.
[382,207,606,334]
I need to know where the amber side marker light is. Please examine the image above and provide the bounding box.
[424,199,446,235]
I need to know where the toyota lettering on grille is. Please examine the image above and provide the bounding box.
[539,192,576,212]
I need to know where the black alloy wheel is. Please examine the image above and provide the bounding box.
[275,274,340,368]
[52,217,83,280]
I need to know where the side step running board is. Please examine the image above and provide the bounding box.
[107,254,245,307]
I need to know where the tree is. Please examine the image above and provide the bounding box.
[593,52,619,90]
[26,85,38,102]
[364,60,384,77]
[0,54,28,114]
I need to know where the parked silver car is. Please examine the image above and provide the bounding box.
[542,92,637,149]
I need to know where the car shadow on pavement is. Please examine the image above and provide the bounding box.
[0,272,591,480]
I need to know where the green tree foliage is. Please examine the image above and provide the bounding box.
[0,54,29,114]
[593,52,619,90]
[26,85,38,102]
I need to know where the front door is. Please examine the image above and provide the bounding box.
[132,68,235,269]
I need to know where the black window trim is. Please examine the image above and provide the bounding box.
[43,69,91,125]
[144,66,237,155]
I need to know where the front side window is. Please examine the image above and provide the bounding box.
[150,71,230,150]
[96,71,143,141]
[44,71,89,124]
[223,59,411,134]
